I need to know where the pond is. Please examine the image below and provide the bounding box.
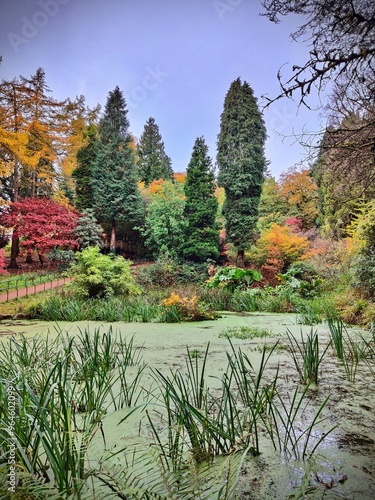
[1,312,374,498]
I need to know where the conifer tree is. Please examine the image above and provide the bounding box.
[183,137,219,262]
[73,125,98,211]
[217,78,266,267]
[91,86,142,252]
[137,117,173,185]
[75,209,103,249]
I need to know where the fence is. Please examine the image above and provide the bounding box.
[0,272,69,303]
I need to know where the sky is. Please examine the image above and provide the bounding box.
[0,0,326,179]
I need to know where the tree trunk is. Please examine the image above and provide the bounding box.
[9,232,20,269]
[25,249,33,263]
[236,249,245,268]
[13,160,19,202]
[110,220,116,253]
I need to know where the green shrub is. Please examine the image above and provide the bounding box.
[69,246,140,298]
[278,261,322,299]
[207,267,262,292]
[135,255,209,288]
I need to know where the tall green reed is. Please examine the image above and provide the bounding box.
[0,326,146,497]
[286,328,330,385]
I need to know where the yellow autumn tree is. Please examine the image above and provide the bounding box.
[248,223,309,270]
[277,166,319,228]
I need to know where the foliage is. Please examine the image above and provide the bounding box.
[0,248,7,274]
[135,254,209,288]
[72,124,98,211]
[69,246,140,298]
[278,261,322,299]
[286,328,330,385]
[352,251,375,299]
[219,325,270,340]
[183,136,220,262]
[0,197,80,256]
[47,248,75,271]
[257,175,288,230]
[277,167,319,229]
[0,68,66,203]
[0,327,145,497]
[160,292,217,321]
[263,1,375,244]
[75,208,104,249]
[140,180,187,258]
[349,201,375,298]
[217,78,266,266]
[207,266,262,292]
[137,116,173,184]
[248,223,309,271]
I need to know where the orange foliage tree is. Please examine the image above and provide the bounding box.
[277,166,319,229]
[248,223,309,272]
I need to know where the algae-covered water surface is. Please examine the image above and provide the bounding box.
[1,313,374,498]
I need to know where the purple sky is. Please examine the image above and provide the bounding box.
[0,0,325,178]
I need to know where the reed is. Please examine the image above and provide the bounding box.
[286,328,330,385]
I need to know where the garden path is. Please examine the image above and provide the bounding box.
[0,277,72,303]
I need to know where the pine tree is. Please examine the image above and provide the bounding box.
[75,209,103,249]
[183,137,219,262]
[137,117,173,185]
[217,78,266,267]
[91,87,143,252]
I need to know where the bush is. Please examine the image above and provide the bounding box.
[135,255,209,288]
[248,223,309,270]
[69,246,140,298]
[278,261,322,298]
[160,292,218,322]
[206,267,262,292]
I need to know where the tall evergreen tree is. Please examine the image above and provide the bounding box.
[183,137,219,262]
[217,78,266,267]
[137,117,173,185]
[73,125,98,211]
[91,87,142,252]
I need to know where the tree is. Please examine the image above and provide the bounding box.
[261,1,375,194]
[0,69,68,266]
[91,87,143,252]
[248,223,309,271]
[277,166,319,229]
[58,95,100,202]
[75,209,104,249]
[183,137,219,262]
[72,125,98,211]
[137,117,173,185]
[217,78,267,267]
[261,1,375,107]
[0,197,79,265]
[141,180,187,259]
[258,175,288,230]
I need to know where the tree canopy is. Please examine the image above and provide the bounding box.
[183,136,219,262]
[0,197,79,256]
[137,117,173,185]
